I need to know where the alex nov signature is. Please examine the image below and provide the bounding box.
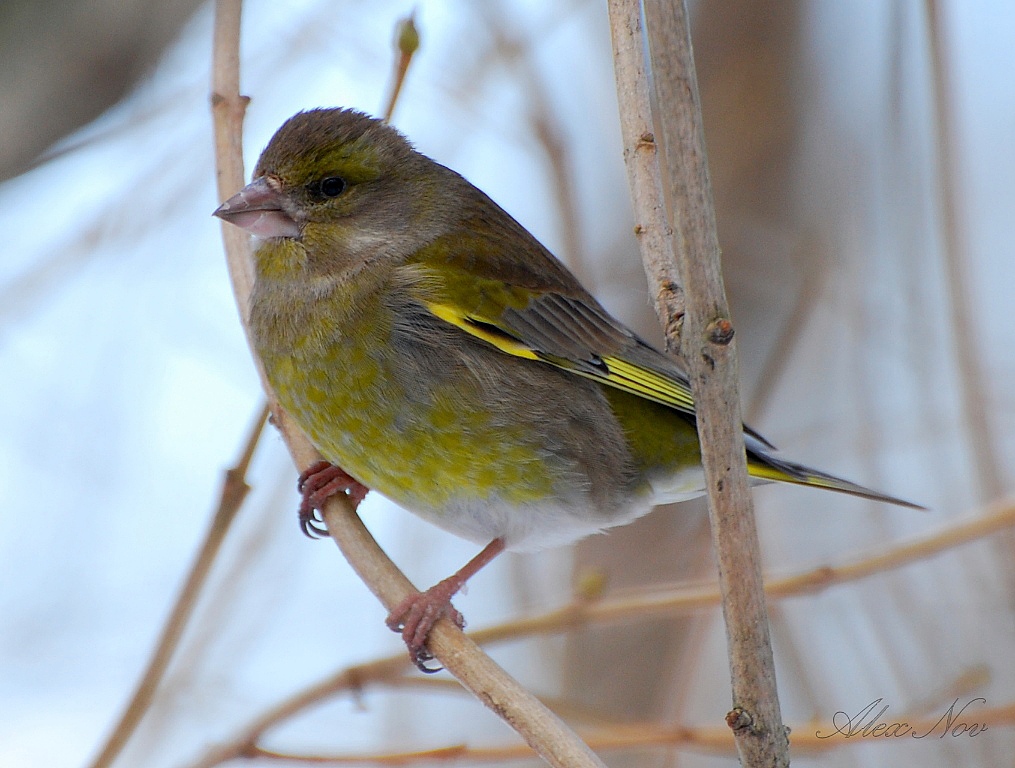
[816,697,988,739]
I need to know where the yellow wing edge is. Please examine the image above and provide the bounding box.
[427,302,539,361]
[426,301,694,412]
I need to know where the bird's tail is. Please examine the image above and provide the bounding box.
[745,437,925,510]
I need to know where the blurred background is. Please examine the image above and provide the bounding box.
[1,1,1012,766]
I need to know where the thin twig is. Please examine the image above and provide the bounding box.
[199,698,1015,764]
[481,498,1015,636]
[86,402,269,768]
[606,0,684,345]
[637,0,789,764]
[380,13,419,123]
[208,4,605,767]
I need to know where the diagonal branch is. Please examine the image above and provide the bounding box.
[85,403,268,768]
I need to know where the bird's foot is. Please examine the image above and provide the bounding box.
[386,578,466,673]
[383,538,506,672]
[296,460,369,538]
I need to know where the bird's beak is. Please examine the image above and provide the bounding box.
[213,176,301,239]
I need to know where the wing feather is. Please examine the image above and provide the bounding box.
[423,290,699,415]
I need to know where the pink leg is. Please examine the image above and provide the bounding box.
[387,538,506,672]
[296,460,369,538]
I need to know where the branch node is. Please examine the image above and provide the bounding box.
[658,281,685,342]
[707,317,735,345]
[210,92,251,112]
[726,707,757,733]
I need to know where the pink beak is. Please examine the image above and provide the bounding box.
[213,176,301,239]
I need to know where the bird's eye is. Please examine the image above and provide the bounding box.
[318,176,347,198]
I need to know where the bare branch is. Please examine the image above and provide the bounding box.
[86,402,269,768]
[380,13,419,123]
[195,697,1015,764]
[615,0,788,763]
[606,0,684,344]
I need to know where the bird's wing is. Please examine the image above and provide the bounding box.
[399,216,774,446]
[423,286,701,417]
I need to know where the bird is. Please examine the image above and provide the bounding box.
[214,107,921,671]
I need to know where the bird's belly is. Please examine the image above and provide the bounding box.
[262,334,658,549]
[269,352,583,540]
[424,493,658,551]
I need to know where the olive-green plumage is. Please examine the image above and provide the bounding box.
[216,107,918,552]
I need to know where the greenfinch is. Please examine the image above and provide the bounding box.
[214,108,919,669]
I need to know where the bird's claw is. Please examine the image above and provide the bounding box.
[298,508,329,538]
[296,460,369,538]
[386,586,466,674]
